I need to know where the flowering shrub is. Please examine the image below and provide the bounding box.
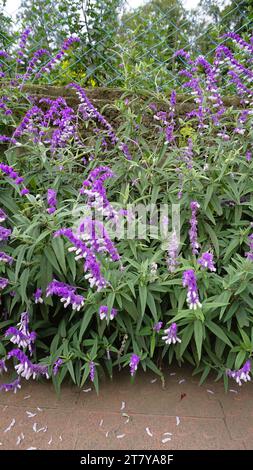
[1,31,253,393]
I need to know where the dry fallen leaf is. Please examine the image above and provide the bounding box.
[146,427,153,437]
[4,418,15,433]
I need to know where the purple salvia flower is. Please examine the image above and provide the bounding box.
[0,208,7,223]
[53,358,63,376]
[120,143,132,160]
[153,321,163,332]
[0,277,9,290]
[182,269,202,310]
[129,354,140,376]
[0,358,7,374]
[81,167,121,224]
[0,252,13,265]
[0,377,21,393]
[47,189,57,214]
[245,233,253,260]
[246,150,252,162]
[0,135,17,145]
[16,28,32,64]
[198,252,216,272]
[5,312,36,355]
[46,279,85,311]
[0,226,11,242]
[37,36,80,78]
[162,323,181,345]
[68,83,118,145]
[54,228,107,290]
[0,162,29,195]
[21,49,50,83]
[5,327,36,352]
[77,218,120,263]
[89,361,95,382]
[189,201,200,255]
[7,349,49,380]
[99,305,118,320]
[226,360,251,386]
[34,288,43,304]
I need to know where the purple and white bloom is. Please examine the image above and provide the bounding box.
[46,279,85,311]
[189,201,200,255]
[153,321,163,332]
[89,361,95,382]
[182,269,202,310]
[129,354,140,376]
[7,349,49,380]
[5,327,36,352]
[162,323,181,345]
[99,305,118,320]
[54,228,107,291]
[0,358,7,374]
[198,252,216,271]
[0,377,21,393]
[0,252,13,264]
[227,360,251,386]
[0,277,9,290]
[78,218,120,263]
[0,226,11,242]
[245,233,253,260]
[47,189,57,214]
[5,312,36,354]
[53,358,63,376]
[0,208,7,222]
[34,288,43,304]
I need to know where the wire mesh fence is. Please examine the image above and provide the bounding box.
[0,0,252,91]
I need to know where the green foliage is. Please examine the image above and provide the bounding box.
[1,79,253,390]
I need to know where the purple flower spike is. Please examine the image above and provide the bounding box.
[89,361,95,382]
[53,358,63,376]
[189,201,200,255]
[182,269,202,310]
[0,377,21,393]
[0,277,9,290]
[162,323,181,345]
[47,189,57,214]
[7,349,49,380]
[227,360,251,386]
[0,209,7,223]
[46,279,85,311]
[129,354,140,376]
[0,226,11,242]
[99,305,118,320]
[5,312,36,355]
[153,322,163,332]
[198,252,216,272]
[5,327,36,352]
[0,252,13,265]
[34,288,43,304]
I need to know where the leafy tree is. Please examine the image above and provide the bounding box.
[0,0,14,49]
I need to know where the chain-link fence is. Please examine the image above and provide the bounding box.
[0,0,252,91]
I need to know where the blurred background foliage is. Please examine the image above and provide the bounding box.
[0,0,252,89]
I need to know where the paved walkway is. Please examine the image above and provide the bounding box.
[0,366,252,450]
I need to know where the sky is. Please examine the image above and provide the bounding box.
[4,0,200,16]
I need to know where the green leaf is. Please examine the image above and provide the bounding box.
[194,320,203,362]
[139,285,147,317]
[79,308,94,342]
[179,323,194,356]
[206,321,232,347]
[52,237,67,275]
